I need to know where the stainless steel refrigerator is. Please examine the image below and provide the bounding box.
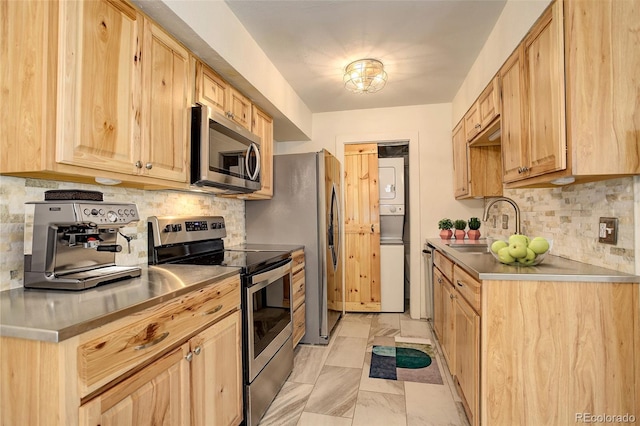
[245,150,343,345]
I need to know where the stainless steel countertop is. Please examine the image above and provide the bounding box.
[426,238,639,283]
[0,264,241,343]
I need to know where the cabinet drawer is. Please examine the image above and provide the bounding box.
[434,251,454,281]
[292,303,306,347]
[453,265,481,313]
[292,275,305,311]
[78,275,240,396]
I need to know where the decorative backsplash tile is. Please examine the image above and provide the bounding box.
[0,176,245,291]
[483,177,635,274]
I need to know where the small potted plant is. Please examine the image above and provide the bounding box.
[467,217,481,240]
[438,218,453,240]
[453,219,467,240]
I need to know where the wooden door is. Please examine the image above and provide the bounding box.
[479,76,500,128]
[195,61,228,116]
[140,19,190,182]
[464,102,481,142]
[432,267,446,342]
[244,106,274,199]
[441,280,455,375]
[523,1,566,178]
[344,144,381,312]
[190,311,243,426]
[452,120,469,198]
[79,344,190,426]
[57,0,142,175]
[455,294,480,426]
[227,87,252,131]
[500,46,527,183]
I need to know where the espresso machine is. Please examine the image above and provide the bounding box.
[24,195,142,290]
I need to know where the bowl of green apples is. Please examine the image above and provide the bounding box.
[487,235,552,266]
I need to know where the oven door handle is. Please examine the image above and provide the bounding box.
[247,259,292,291]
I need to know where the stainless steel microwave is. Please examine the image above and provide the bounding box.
[191,103,261,194]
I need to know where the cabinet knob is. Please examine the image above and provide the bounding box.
[450,294,455,299]
[135,161,143,169]
[437,278,443,284]
[185,352,193,362]
[194,346,202,356]
[145,162,153,170]
[474,123,481,129]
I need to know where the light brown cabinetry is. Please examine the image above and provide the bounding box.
[344,143,381,312]
[227,87,252,131]
[464,76,500,143]
[1,0,190,187]
[291,249,306,347]
[432,251,455,374]
[452,266,480,426]
[502,0,640,187]
[0,275,243,426]
[452,121,469,198]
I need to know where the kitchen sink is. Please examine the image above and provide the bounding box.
[447,244,489,254]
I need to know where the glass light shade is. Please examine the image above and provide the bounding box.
[343,59,387,94]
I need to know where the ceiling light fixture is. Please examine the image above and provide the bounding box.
[343,58,387,94]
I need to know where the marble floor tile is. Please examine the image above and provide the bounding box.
[338,321,371,338]
[351,390,407,426]
[342,312,374,324]
[304,365,361,418]
[289,345,332,384]
[297,412,353,426]
[359,351,405,395]
[371,313,401,330]
[405,381,465,426]
[324,336,367,368]
[400,318,431,338]
[259,382,314,426]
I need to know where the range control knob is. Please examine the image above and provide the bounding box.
[172,224,182,232]
[164,224,173,233]
[91,208,99,216]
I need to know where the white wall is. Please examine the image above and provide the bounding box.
[451,0,552,125]
[278,104,484,319]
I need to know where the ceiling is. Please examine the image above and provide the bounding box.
[224,0,507,114]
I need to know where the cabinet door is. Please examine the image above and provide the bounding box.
[464,102,481,142]
[190,311,243,426]
[432,267,445,342]
[479,76,500,129]
[140,19,190,182]
[227,87,252,131]
[500,46,527,183]
[523,1,566,178]
[195,61,228,116]
[344,144,381,312]
[244,106,273,198]
[441,280,455,375]
[454,294,480,426]
[452,120,469,198]
[57,0,142,175]
[79,344,191,426]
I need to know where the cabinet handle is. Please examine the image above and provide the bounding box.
[135,161,143,169]
[474,123,481,129]
[145,162,153,170]
[203,304,223,316]
[185,351,193,362]
[134,331,169,351]
[437,278,443,284]
[450,294,456,299]
[194,346,202,356]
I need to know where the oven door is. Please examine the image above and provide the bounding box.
[245,260,292,382]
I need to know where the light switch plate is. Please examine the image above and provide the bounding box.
[598,217,618,244]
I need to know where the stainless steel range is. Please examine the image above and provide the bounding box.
[147,215,293,426]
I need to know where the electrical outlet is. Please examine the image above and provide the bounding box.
[598,217,618,244]
[502,214,509,230]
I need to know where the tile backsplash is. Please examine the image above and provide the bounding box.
[0,176,245,291]
[483,177,635,274]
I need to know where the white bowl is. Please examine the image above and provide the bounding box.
[486,236,553,266]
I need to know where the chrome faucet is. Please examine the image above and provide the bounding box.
[483,197,521,235]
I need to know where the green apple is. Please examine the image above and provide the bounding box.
[497,247,515,264]
[508,241,528,258]
[517,248,536,265]
[528,237,550,254]
[508,234,530,247]
[491,240,508,254]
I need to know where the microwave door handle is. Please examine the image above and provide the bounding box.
[245,143,261,181]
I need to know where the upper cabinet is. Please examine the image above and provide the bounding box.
[453,76,503,200]
[227,87,252,131]
[502,0,640,187]
[1,0,190,186]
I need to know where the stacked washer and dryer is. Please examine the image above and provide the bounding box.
[379,157,406,312]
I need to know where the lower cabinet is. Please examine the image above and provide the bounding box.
[453,288,480,426]
[291,249,306,347]
[0,275,243,426]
